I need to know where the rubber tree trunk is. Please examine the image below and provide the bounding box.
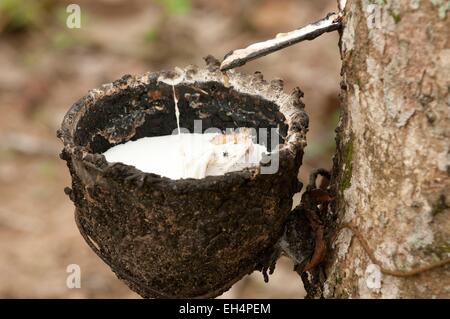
[322,0,449,298]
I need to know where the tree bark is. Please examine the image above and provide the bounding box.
[322,0,450,298]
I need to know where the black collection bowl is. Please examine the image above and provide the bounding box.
[57,60,308,298]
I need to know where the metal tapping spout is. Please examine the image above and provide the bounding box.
[220,11,344,72]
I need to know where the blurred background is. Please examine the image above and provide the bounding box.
[0,0,340,298]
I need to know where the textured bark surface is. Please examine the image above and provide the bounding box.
[324,0,450,298]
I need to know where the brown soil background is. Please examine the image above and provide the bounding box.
[0,0,340,298]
